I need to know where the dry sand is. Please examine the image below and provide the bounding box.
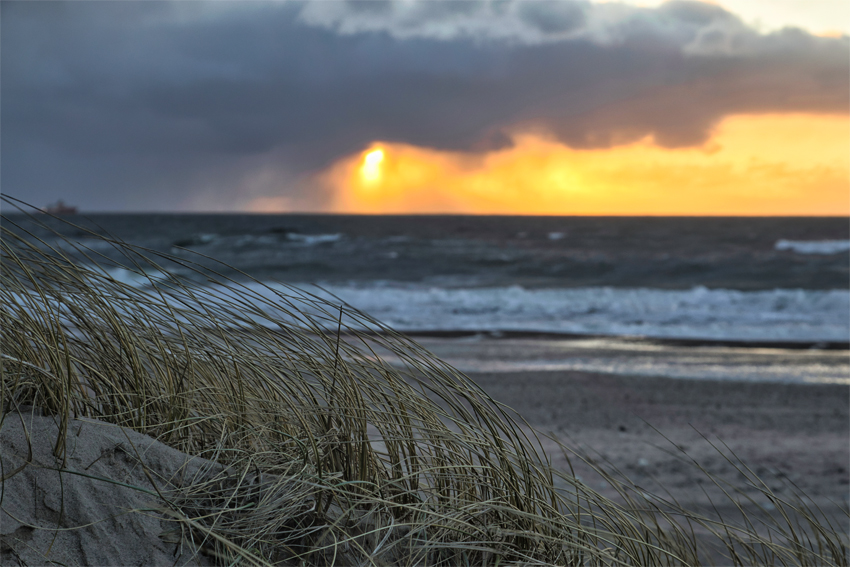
[1,411,216,566]
[468,370,850,519]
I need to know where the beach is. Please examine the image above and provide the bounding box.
[468,368,849,509]
[368,332,850,529]
[4,360,845,565]
[462,365,850,567]
[403,335,850,515]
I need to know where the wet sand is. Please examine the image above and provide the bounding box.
[410,336,850,384]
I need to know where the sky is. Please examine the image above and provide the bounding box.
[2,0,848,215]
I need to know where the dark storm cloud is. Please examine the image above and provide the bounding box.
[2,0,847,211]
[517,2,587,34]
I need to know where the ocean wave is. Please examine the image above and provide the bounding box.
[171,233,218,248]
[308,283,849,343]
[775,239,850,255]
[103,267,173,287]
[286,232,343,245]
[167,231,343,251]
[37,268,850,343]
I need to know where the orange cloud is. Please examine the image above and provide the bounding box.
[817,30,846,39]
[321,113,848,216]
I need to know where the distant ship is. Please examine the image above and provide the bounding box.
[42,200,78,215]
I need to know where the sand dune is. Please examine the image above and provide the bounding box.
[1,411,215,566]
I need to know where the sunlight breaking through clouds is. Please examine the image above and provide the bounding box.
[325,113,849,216]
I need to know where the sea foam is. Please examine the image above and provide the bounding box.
[306,283,849,343]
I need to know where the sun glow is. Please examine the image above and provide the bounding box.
[361,148,385,184]
[324,114,849,215]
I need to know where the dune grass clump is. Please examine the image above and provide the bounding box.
[1,198,847,566]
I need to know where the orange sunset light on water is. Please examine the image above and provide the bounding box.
[324,113,849,216]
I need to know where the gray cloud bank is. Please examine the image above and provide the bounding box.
[2,1,846,211]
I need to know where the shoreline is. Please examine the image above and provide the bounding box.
[401,335,850,385]
[393,329,850,350]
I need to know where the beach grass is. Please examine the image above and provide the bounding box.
[1,197,847,566]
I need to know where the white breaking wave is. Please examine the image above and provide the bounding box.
[14,271,846,385]
[775,239,850,255]
[102,267,172,287]
[45,270,850,343]
[308,283,849,343]
[286,233,343,245]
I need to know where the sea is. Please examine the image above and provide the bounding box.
[5,213,849,384]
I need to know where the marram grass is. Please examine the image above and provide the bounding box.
[1,197,847,566]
